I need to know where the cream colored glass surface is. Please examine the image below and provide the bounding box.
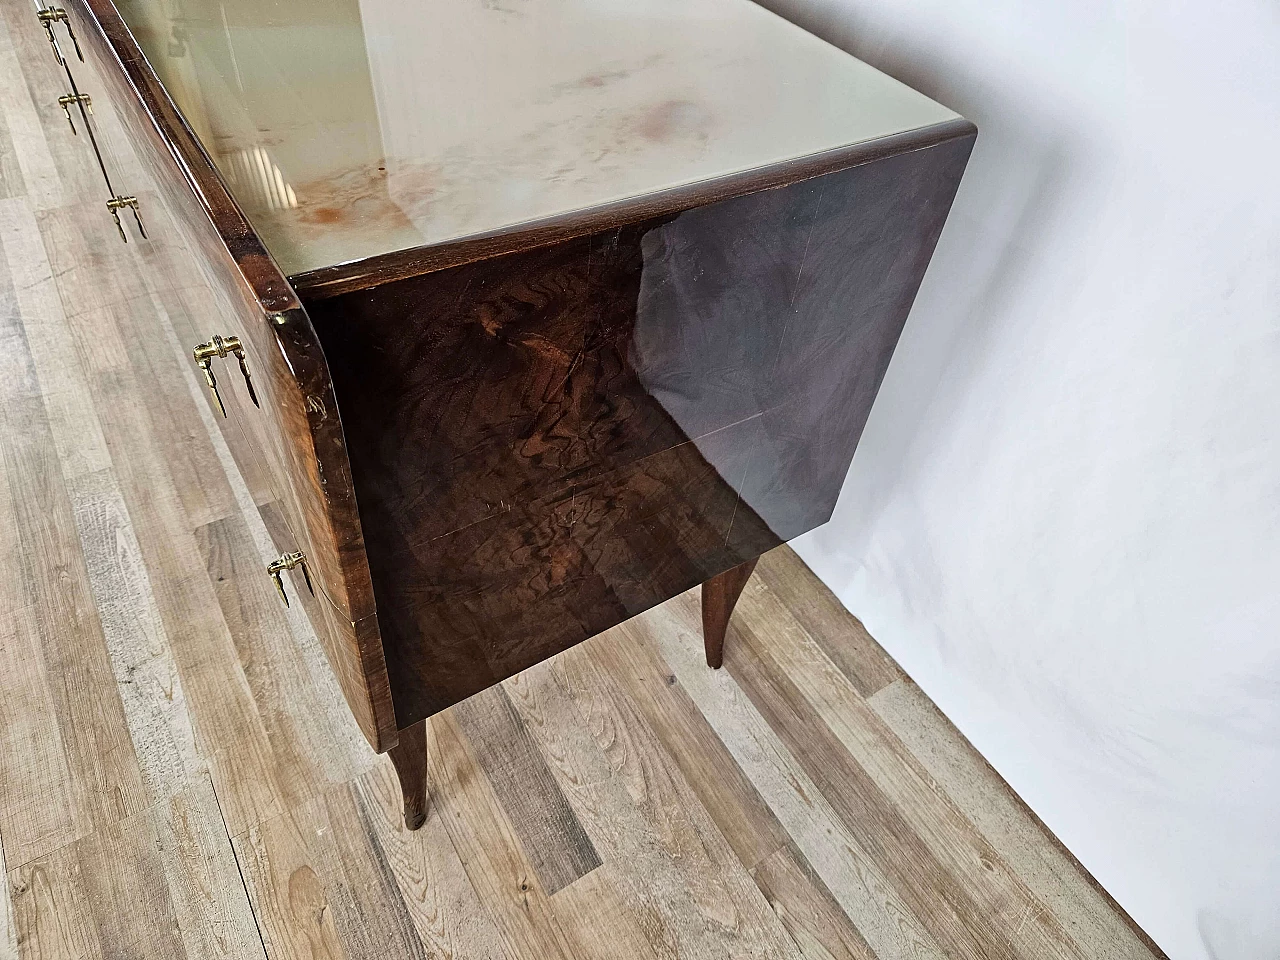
[115,0,958,276]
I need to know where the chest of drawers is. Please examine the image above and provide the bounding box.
[49,0,973,828]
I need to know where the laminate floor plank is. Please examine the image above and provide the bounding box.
[0,839,15,960]
[723,621,1058,960]
[0,604,79,884]
[507,649,804,960]
[429,711,581,960]
[0,87,25,201]
[554,644,808,960]
[550,862,663,960]
[750,842,878,960]
[110,243,242,530]
[87,344,288,835]
[0,201,148,854]
[0,3,100,210]
[352,763,514,960]
[633,600,947,960]
[753,548,903,699]
[0,330,81,868]
[10,204,203,804]
[500,662,699,960]
[0,17,1165,960]
[233,781,434,960]
[12,208,116,483]
[453,686,602,896]
[9,774,262,960]
[64,466,202,801]
[230,799,351,960]
[149,776,267,960]
[0,13,62,209]
[587,625,789,872]
[731,578,1087,960]
[7,833,105,960]
[870,679,1161,960]
[194,514,354,812]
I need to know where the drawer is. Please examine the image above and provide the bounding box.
[63,0,399,752]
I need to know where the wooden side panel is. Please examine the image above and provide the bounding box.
[307,135,974,725]
[65,0,397,750]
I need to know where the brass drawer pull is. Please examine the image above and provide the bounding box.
[57,93,92,135]
[106,195,147,243]
[192,334,259,417]
[37,6,83,64]
[268,552,313,607]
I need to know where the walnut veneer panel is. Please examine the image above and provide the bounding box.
[66,0,398,751]
[305,132,974,725]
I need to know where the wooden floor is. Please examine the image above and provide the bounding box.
[0,8,1164,960]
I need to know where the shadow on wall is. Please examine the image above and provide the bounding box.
[1199,910,1280,960]
[753,0,1076,561]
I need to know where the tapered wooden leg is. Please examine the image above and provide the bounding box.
[387,719,429,830]
[701,557,759,669]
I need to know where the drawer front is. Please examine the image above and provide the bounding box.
[64,0,397,751]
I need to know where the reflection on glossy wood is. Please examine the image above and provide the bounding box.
[65,0,397,751]
[61,0,973,783]
[0,16,1165,959]
[307,134,973,727]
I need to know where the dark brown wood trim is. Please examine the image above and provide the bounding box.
[386,719,429,830]
[702,558,760,669]
[290,117,977,302]
[69,0,398,752]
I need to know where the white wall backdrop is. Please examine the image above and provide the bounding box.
[759,1,1280,958]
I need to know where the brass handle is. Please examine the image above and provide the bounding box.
[57,93,91,135]
[192,334,259,417]
[106,195,146,243]
[37,7,82,64]
[267,552,313,607]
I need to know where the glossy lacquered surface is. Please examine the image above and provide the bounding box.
[113,0,957,276]
[70,0,399,751]
[307,134,974,724]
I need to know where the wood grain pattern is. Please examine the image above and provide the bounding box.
[10,775,263,960]
[307,134,972,729]
[0,9,65,209]
[63,0,396,752]
[0,16,1166,960]
[549,864,662,960]
[754,548,902,698]
[588,625,789,873]
[429,712,580,960]
[0,199,147,855]
[725,589,1088,960]
[454,688,601,894]
[750,842,877,960]
[633,598,949,960]
[869,679,1164,960]
[0,841,14,960]
[509,647,804,960]
[352,762,513,960]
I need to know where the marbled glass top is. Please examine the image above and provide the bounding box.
[115,0,959,277]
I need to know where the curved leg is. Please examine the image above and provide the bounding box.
[701,557,759,669]
[387,719,429,830]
